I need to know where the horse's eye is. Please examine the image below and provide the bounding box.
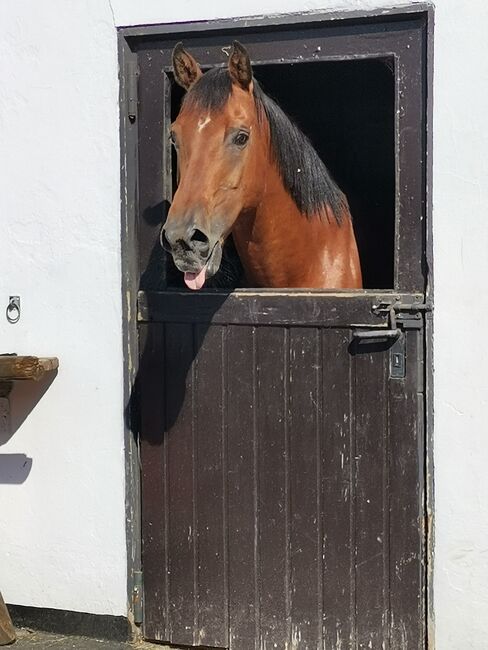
[233,131,250,147]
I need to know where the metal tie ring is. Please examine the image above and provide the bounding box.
[6,297,20,324]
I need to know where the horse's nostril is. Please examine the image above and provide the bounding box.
[179,239,192,252]
[160,229,173,251]
[190,228,210,245]
[162,225,210,255]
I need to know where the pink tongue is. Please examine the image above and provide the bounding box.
[184,265,207,290]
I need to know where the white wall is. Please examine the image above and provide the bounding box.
[430,3,488,649]
[0,1,126,616]
[1,1,487,646]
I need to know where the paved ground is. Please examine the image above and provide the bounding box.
[13,628,170,649]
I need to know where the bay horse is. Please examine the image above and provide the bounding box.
[162,41,362,290]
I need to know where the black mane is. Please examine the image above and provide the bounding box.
[182,67,347,223]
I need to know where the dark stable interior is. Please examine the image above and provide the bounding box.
[166,58,395,290]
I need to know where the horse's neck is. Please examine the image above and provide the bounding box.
[232,170,325,286]
[232,166,361,288]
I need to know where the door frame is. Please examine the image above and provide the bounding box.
[118,3,434,643]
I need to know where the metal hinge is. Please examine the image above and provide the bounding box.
[132,570,143,624]
[127,60,139,122]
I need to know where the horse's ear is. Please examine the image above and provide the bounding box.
[228,41,253,91]
[172,42,203,90]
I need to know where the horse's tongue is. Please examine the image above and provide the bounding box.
[184,266,206,290]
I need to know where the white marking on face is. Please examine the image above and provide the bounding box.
[197,115,211,132]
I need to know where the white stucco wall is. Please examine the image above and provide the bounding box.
[0,1,126,616]
[1,0,487,647]
[430,4,488,649]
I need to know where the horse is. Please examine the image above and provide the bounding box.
[161,41,362,290]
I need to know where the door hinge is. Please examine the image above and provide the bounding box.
[132,570,143,624]
[127,60,139,122]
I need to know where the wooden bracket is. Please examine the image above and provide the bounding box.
[0,592,15,646]
[0,356,59,382]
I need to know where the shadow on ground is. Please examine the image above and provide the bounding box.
[14,628,170,649]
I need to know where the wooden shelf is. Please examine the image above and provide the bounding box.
[0,356,59,382]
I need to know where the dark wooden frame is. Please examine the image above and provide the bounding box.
[118,4,434,644]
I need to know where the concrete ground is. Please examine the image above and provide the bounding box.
[13,628,170,649]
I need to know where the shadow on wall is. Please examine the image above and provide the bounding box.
[0,454,32,484]
[125,200,244,442]
[0,369,58,484]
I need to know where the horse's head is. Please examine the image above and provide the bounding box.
[162,42,265,290]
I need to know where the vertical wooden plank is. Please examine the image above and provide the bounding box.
[395,26,426,293]
[256,327,288,648]
[140,324,167,640]
[288,327,321,648]
[227,325,258,650]
[353,341,389,649]
[165,323,196,646]
[193,325,227,648]
[389,330,425,649]
[137,50,169,291]
[321,329,355,649]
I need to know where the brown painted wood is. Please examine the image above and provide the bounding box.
[130,10,429,649]
[388,330,425,648]
[255,327,288,648]
[287,327,321,647]
[137,49,171,292]
[139,320,426,649]
[164,323,196,646]
[353,340,389,648]
[138,291,423,327]
[0,356,58,381]
[226,326,258,648]
[193,325,227,648]
[321,329,355,647]
[139,325,168,641]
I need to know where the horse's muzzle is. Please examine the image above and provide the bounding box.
[161,224,210,255]
[161,223,223,282]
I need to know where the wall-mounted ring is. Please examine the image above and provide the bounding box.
[6,296,20,324]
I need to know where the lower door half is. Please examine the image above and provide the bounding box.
[139,318,425,649]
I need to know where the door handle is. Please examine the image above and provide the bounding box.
[352,303,400,340]
[352,327,400,340]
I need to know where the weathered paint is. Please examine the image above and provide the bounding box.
[0,4,486,649]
